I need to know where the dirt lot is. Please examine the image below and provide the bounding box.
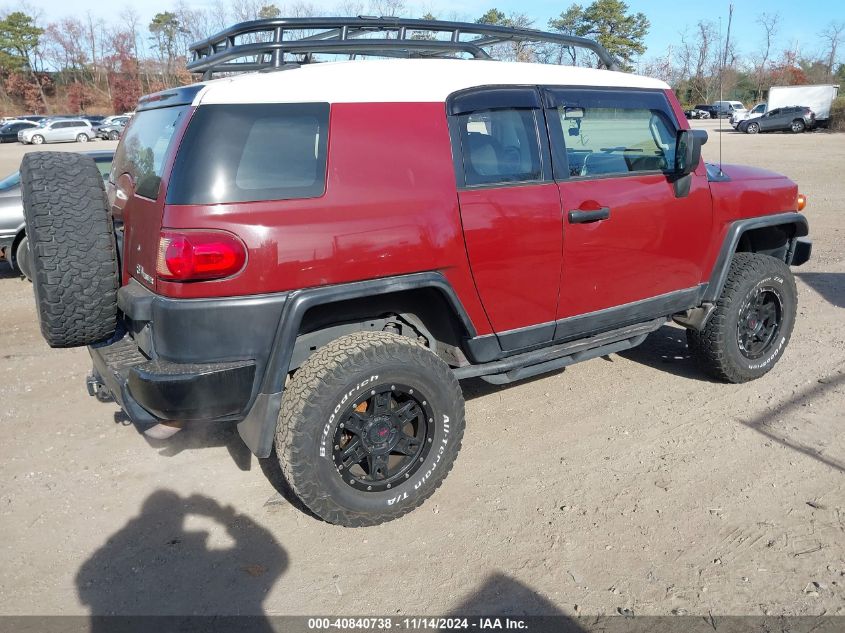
[0,123,843,617]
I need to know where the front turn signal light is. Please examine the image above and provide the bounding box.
[797,193,807,211]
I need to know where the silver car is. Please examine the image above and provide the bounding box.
[0,150,113,279]
[18,119,95,144]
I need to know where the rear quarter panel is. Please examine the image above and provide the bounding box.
[160,101,492,335]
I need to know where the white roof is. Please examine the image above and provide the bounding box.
[194,58,669,106]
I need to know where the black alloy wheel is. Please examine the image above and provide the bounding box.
[332,383,433,492]
[736,286,783,360]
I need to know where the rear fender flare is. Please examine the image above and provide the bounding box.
[238,271,477,457]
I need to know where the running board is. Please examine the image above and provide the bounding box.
[453,318,665,384]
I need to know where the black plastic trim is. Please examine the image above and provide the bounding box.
[127,359,255,421]
[456,318,663,381]
[466,286,704,359]
[447,86,542,115]
[789,237,812,266]
[137,85,205,112]
[703,212,809,302]
[238,271,478,457]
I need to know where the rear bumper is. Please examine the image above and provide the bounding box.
[89,335,257,428]
[89,280,288,429]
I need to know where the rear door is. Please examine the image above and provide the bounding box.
[450,87,563,350]
[545,87,712,336]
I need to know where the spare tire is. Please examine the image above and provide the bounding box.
[20,152,119,348]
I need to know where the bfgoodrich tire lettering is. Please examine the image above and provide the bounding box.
[687,253,797,383]
[20,152,119,348]
[275,331,465,526]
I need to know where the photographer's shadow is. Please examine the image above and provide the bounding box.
[76,490,287,628]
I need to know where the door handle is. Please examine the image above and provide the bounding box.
[568,207,610,224]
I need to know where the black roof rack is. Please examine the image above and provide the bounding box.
[188,16,620,78]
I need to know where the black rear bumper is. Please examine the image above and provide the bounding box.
[89,335,256,428]
[89,280,289,431]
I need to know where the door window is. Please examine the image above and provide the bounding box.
[547,89,678,179]
[457,109,542,186]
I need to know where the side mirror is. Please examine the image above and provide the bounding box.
[674,129,705,177]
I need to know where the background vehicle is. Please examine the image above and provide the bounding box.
[693,104,715,118]
[18,119,94,144]
[738,106,815,134]
[685,108,710,119]
[0,151,112,280]
[768,84,839,123]
[712,100,746,118]
[96,116,130,140]
[19,17,811,527]
[731,102,767,127]
[0,120,37,142]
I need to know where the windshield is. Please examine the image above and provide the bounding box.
[111,106,187,199]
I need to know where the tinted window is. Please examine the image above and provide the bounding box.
[112,105,187,199]
[457,108,541,186]
[549,89,677,178]
[94,157,113,181]
[167,103,329,205]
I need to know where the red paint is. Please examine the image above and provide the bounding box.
[114,89,802,342]
[556,173,713,317]
[457,184,563,332]
[157,102,493,335]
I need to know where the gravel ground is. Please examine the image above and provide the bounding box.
[0,122,843,617]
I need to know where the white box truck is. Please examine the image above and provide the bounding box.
[733,84,840,127]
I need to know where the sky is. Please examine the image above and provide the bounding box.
[19,0,845,63]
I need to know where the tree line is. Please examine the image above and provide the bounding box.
[0,0,841,115]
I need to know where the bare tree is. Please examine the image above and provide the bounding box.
[819,22,845,79]
[753,13,779,99]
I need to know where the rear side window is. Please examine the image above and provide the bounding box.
[457,108,542,187]
[167,103,329,205]
[112,105,187,199]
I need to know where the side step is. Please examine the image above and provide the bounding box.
[453,318,665,385]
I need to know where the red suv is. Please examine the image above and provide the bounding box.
[20,18,811,526]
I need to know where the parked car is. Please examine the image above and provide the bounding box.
[693,104,715,118]
[97,116,130,140]
[731,102,767,127]
[18,115,47,122]
[711,100,746,118]
[0,120,37,142]
[737,106,815,134]
[19,17,811,527]
[685,108,709,119]
[0,151,113,280]
[18,118,95,144]
[82,115,107,126]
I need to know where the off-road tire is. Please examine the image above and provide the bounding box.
[687,253,797,383]
[20,152,119,348]
[276,331,465,526]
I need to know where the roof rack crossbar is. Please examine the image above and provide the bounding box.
[188,17,620,78]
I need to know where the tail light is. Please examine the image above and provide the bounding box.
[156,230,247,281]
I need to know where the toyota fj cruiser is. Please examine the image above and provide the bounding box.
[20,18,811,526]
